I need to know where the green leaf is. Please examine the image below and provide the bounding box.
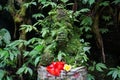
[9,53,14,61]
[23,51,29,57]
[112,70,118,79]
[99,1,109,6]
[88,66,95,71]
[102,15,111,21]
[16,67,25,74]
[82,0,88,4]
[29,45,43,56]
[87,74,95,80]
[23,2,36,8]
[51,30,57,37]
[112,0,120,4]
[100,28,109,34]
[107,67,120,79]
[0,70,5,79]
[38,0,46,4]
[27,67,33,76]
[24,67,28,74]
[107,70,114,76]
[97,63,107,69]
[32,13,44,19]
[96,65,103,72]
[88,0,95,5]
[57,51,66,61]
[79,8,90,13]
[35,57,40,66]
[96,63,107,72]
[0,28,11,44]
[81,16,92,26]
[20,25,33,33]
[41,28,49,37]
[42,2,57,8]
[60,0,68,3]
[6,76,12,80]
[0,50,9,59]
[7,40,25,47]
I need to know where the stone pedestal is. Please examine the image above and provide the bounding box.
[37,66,87,80]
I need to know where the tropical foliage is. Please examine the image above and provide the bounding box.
[0,0,120,80]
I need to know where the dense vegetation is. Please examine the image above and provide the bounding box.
[0,0,120,80]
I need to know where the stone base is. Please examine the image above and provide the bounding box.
[37,66,87,80]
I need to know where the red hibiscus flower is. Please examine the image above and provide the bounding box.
[46,61,65,76]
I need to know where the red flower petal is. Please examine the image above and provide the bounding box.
[46,67,60,76]
[55,62,65,70]
[46,61,65,76]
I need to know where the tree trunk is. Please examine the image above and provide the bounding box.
[92,13,106,63]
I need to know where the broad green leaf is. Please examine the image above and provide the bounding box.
[23,51,29,57]
[29,45,43,56]
[0,50,9,59]
[7,40,25,47]
[6,76,12,80]
[88,0,95,5]
[51,30,57,37]
[38,0,46,4]
[24,67,28,74]
[0,28,11,44]
[9,53,14,61]
[60,0,68,3]
[0,70,5,79]
[35,57,40,66]
[34,45,43,51]
[79,8,90,13]
[27,67,33,76]
[57,51,66,61]
[16,67,25,74]
[31,2,37,5]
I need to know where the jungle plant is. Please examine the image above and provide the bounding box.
[34,4,90,67]
[107,66,120,80]
[87,61,107,80]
